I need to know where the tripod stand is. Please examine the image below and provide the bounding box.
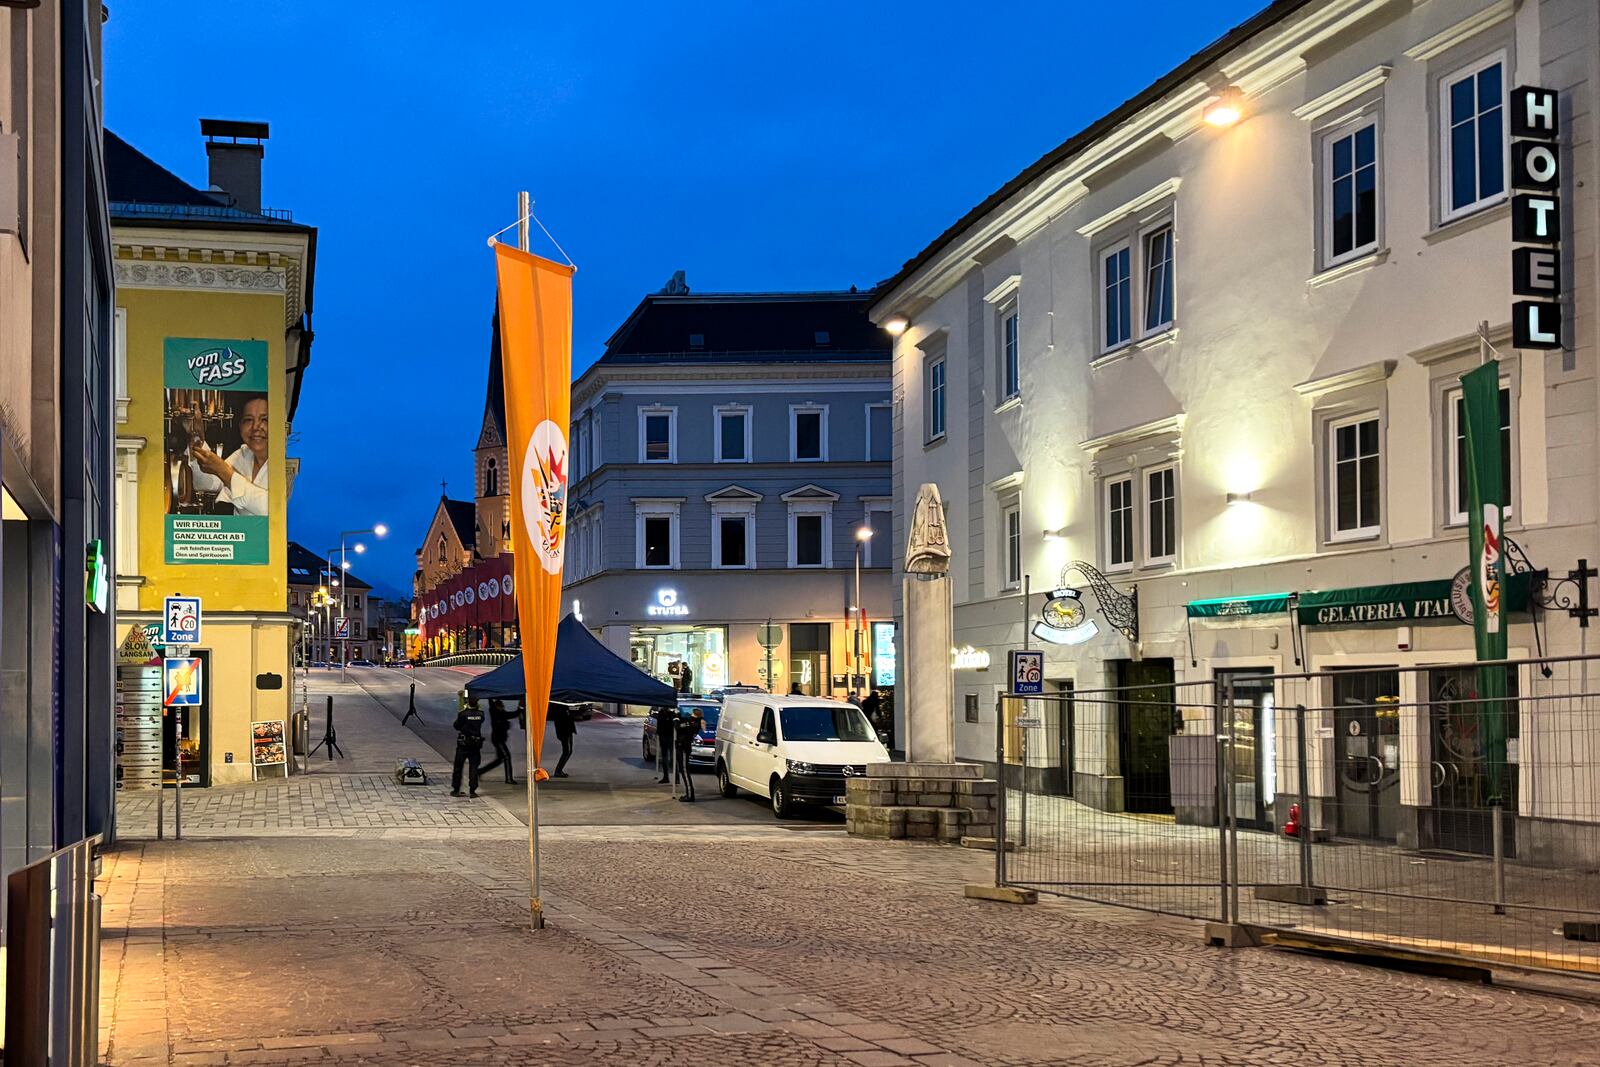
[309,694,346,760]
[401,681,423,726]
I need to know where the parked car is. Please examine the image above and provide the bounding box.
[713,694,891,817]
[349,659,379,667]
[642,699,720,768]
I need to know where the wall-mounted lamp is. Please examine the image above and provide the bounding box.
[883,313,910,336]
[1205,88,1243,127]
[1042,527,1068,542]
[1226,492,1253,506]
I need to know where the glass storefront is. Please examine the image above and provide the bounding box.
[630,625,729,694]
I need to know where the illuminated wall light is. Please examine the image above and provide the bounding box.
[1226,492,1253,506]
[1205,88,1243,127]
[1042,527,1068,542]
[883,313,910,336]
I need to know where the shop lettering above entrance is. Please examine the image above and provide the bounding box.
[1296,574,1533,627]
[647,587,689,617]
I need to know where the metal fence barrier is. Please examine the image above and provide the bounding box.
[997,655,1600,978]
[425,650,516,668]
[4,835,103,1065]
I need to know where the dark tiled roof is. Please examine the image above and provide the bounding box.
[598,291,888,366]
[443,499,477,550]
[870,0,1316,310]
[286,541,372,590]
[106,130,304,228]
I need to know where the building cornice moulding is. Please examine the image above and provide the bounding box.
[1402,0,1514,62]
[1293,64,1392,122]
[1293,358,1397,398]
[1077,178,1184,237]
[1409,323,1512,366]
[983,274,1023,306]
[1081,413,1185,454]
[114,258,285,295]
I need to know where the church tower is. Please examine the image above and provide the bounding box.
[474,305,511,558]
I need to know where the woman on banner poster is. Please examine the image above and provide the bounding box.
[184,392,270,517]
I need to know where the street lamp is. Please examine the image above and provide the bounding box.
[854,525,874,692]
[336,525,387,681]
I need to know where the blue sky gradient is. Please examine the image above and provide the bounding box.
[105,0,1263,595]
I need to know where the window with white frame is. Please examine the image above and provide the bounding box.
[709,493,758,570]
[791,405,827,462]
[639,406,675,463]
[861,504,890,567]
[716,405,751,462]
[1105,476,1134,571]
[635,502,680,569]
[1102,243,1132,350]
[786,498,834,568]
[1440,53,1506,221]
[1324,117,1379,264]
[1328,413,1382,540]
[866,403,891,461]
[999,302,1020,401]
[1142,226,1174,332]
[573,418,587,481]
[1446,382,1513,525]
[590,409,602,471]
[926,357,946,442]
[1002,500,1022,589]
[1145,465,1177,565]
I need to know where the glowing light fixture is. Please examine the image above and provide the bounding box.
[373,523,389,537]
[856,525,874,542]
[1205,89,1243,127]
[1226,492,1253,506]
[1042,527,1068,542]
[883,313,909,336]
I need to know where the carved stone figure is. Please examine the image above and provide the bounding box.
[905,483,951,575]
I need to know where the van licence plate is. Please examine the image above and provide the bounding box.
[833,795,846,804]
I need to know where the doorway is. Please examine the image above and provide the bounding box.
[1331,668,1400,842]
[1051,680,1075,797]
[1217,670,1276,831]
[788,623,830,696]
[1115,658,1176,814]
[1428,666,1518,857]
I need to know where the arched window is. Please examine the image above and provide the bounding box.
[485,457,499,497]
[437,535,447,565]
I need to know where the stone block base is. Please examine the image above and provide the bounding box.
[847,765,999,845]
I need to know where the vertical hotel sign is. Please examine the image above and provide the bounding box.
[1511,86,1562,349]
[493,247,575,768]
[163,338,272,564]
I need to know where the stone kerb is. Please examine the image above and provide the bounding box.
[847,762,998,843]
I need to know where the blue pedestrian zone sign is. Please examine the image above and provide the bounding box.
[1010,650,1044,695]
[164,595,202,645]
[164,657,203,707]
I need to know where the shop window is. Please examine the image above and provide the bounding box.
[1439,53,1506,222]
[791,406,827,462]
[1446,383,1513,525]
[1329,412,1381,541]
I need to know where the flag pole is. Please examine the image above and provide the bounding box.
[518,188,545,931]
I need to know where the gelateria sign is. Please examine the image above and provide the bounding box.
[1297,574,1532,627]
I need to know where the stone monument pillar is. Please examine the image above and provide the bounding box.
[903,483,953,763]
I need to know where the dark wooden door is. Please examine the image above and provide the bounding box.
[1116,659,1176,814]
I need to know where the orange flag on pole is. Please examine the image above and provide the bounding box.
[493,244,575,769]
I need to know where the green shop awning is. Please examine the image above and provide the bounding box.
[1297,572,1535,627]
[1186,593,1294,619]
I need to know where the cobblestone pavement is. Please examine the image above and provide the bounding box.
[97,676,1600,1066]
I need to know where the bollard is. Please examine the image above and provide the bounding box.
[1493,803,1506,915]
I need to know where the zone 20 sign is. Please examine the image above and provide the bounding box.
[163,596,202,646]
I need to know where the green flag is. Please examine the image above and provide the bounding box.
[1461,360,1508,800]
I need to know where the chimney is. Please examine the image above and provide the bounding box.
[200,118,269,214]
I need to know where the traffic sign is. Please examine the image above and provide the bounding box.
[1009,649,1045,695]
[163,657,203,706]
[164,595,202,645]
[757,623,783,649]
[334,616,352,640]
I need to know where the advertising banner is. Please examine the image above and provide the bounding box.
[1463,359,1509,795]
[163,338,271,565]
[251,720,287,768]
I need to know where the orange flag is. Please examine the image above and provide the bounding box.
[493,244,575,767]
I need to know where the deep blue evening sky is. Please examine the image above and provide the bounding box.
[106,0,1262,597]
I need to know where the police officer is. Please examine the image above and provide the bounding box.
[653,704,675,784]
[477,697,518,785]
[451,696,486,798]
[674,707,702,802]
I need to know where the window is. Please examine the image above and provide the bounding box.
[718,515,748,568]
[1448,384,1513,524]
[639,407,675,463]
[1102,243,1132,350]
[1105,476,1134,571]
[785,495,835,569]
[1002,501,1022,589]
[926,358,946,442]
[635,502,681,569]
[1146,465,1176,565]
[437,535,446,565]
[574,419,588,480]
[866,403,891,461]
[716,406,750,462]
[861,505,890,567]
[1000,304,1020,400]
[1441,55,1506,220]
[484,457,498,497]
[1142,226,1174,332]
[590,410,602,472]
[1329,414,1381,540]
[1325,119,1379,263]
[791,406,827,462]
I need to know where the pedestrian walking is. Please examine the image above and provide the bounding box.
[674,707,703,802]
[788,682,802,695]
[477,698,518,785]
[451,697,485,798]
[653,704,675,784]
[551,701,576,778]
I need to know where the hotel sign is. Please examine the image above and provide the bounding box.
[1511,86,1562,349]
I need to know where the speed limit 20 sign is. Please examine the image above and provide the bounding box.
[164,596,202,646]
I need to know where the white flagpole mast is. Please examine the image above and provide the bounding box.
[516,189,545,931]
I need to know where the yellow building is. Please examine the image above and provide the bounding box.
[108,121,316,787]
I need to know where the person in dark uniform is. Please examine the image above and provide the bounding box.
[679,663,694,695]
[550,701,576,778]
[451,696,486,798]
[674,707,702,802]
[653,704,675,784]
[477,697,518,785]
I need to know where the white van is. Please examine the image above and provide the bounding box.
[713,694,891,817]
